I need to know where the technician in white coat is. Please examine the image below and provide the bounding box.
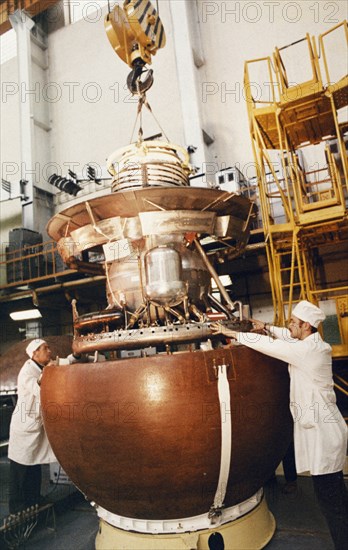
[8,339,79,514]
[212,300,348,550]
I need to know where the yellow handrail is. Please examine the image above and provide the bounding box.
[319,20,348,85]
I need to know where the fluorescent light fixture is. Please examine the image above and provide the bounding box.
[10,309,42,321]
[211,275,232,289]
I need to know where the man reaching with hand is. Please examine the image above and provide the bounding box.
[211,300,348,550]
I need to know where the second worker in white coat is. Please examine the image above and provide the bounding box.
[8,339,79,514]
[212,300,348,550]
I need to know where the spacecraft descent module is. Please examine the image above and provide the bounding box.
[42,1,292,548]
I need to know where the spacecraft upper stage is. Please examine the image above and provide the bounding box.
[47,140,258,354]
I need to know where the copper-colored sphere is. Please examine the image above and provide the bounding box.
[41,347,292,519]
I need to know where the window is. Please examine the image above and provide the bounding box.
[0,29,17,64]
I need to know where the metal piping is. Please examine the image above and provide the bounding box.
[207,293,233,319]
[194,239,236,312]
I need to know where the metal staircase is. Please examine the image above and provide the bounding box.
[244,20,348,356]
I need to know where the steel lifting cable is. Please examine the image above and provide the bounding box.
[129,86,170,144]
[129,98,143,144]
[144,96,170,142]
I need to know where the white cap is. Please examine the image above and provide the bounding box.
[292,301,325,328]
[26,339,47,358]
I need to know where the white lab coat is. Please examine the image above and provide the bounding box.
[8,354,96,465]
[8,358,56,465]
[237,327,347,475]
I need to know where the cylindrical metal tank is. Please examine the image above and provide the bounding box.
[181,248,211,304]
[106,256,143,311]
[144,246,187,306]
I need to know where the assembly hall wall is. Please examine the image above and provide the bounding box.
[2,1,347,208]
[1,1,347,330]
[45,0,348,184]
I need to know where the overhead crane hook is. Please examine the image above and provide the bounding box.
[105,0,166,95]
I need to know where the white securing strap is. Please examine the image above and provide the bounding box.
[212,363,232,511]
[96,491,263,534]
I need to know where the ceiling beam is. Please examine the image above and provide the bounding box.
[0,0,58,36]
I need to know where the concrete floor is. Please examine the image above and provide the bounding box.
[0,456,338,550]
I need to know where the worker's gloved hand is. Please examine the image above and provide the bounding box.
[46,359,58,367]
[210,322,238,340]
[64,353,88,364]
[249,318,268,332]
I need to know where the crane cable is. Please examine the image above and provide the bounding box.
[129,88,170,144]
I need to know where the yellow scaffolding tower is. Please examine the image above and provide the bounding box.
[244,21,348,357]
